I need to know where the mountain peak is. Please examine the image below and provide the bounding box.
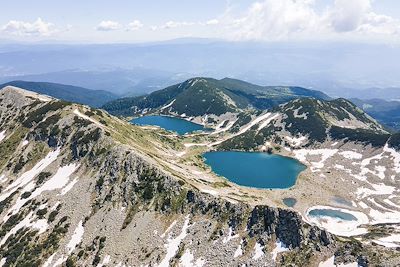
[1,85,53,102]
[103,77,329,117]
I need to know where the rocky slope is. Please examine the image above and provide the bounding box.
[102,77,329,117]
[218,97,388,151]
[0,86,399,267]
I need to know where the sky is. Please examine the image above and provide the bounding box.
[0,0,400,43]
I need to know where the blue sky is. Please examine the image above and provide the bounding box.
[1,0,399,43]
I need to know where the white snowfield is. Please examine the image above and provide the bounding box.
[256,113,279,131]
[373,233,400,248]
[160,99,176,111]
[222,227,239,244]
[179,249,205,267]
[211,119,237,135]
[294,148,338,172]
[3,163,79,222]
[159,215,191,267]
[0,148,60,204]
[0,130,6,142]
[233,240,243,258]
[252,242,264,260]
[0,211,48,246]
[318,256,358,267]
[305,206,369,237]
[285,135,307,147]
[338,151,363,160]
[67,220,85,254]
[271,241,289,261]
[44,220,85,267]
[200,189,219,196]
[294,141,400,241]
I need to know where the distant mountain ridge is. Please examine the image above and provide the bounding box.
[0,80,118,107]
[103,77,330,116]
[351,98,400,131]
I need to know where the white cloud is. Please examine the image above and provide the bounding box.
[1,18,56,36]
[206,19,219,25]
[127,20,143,31]
[223,0,400,41]
[96,20,121,31]
[330,0,371,32]
[162,21,195,29]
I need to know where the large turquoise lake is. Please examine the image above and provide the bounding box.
[203,151,306,189]
[131,115,206,135]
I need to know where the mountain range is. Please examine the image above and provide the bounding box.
[0,81,118,107]
[0,81,400,266]
[1,40,400,97]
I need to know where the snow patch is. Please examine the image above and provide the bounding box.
[67,220,85,254]
[252,242,264,260]
[160,99,176,110]
[294,149,337,171]
[0,212,48,246]
[356,183,395,198]
[384,143,400,173]
[97,255,111,267]
[159,215,190,267]
[257,113,279,131]
[234,240,243,258]
[211,119,236,135]
[200,189,218,196]
[222,227,239,244]
[339,151,362,160]
[369,208,400,224]
[373,234,400,248]
[179,249,205,267]
[271,241,289,261]
[60,177,78,195]
[318,256,358,267]
[0,148,60,203]
[285,135,307,147]
[0,131,6,142]
[4,163,79,221]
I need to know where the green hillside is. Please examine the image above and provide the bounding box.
[103,77,330,116]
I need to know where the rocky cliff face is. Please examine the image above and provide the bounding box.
[0,87,398,267]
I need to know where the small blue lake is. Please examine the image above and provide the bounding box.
[308,209,357,221]
[131,115,207,135]
[203,151,306,189]
[283,198,297,207]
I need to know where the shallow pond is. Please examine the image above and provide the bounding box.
[308,208,357,221]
